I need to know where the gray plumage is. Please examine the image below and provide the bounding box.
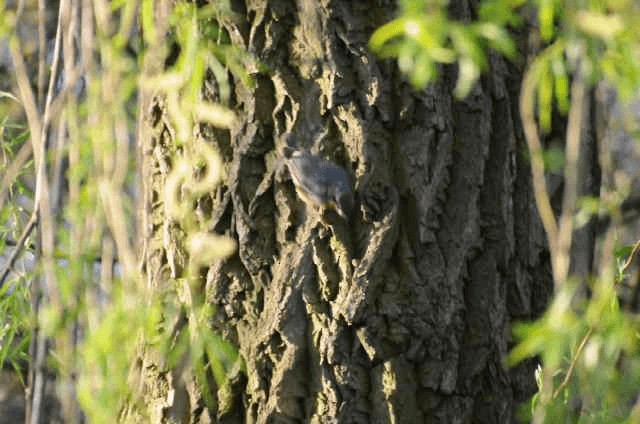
[285,149,354,220]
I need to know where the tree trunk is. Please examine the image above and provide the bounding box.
[138,0,553,422]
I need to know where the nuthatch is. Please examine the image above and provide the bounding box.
[284,147,354,221]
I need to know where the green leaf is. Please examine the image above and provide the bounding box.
[543,145,565,173]
[141,0,156,45]
[575,11,624,40]
[410,51,436,89]
[369,18,407,51]
[454,58,480,98]
[539,0,557,42]
[475,23,516,58]
[614,244,634,261]
[551,57,569,114]
[537,61,553,131]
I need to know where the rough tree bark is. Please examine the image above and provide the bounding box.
[137,0,554,422]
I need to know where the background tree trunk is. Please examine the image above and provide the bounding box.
[139,0,554,422]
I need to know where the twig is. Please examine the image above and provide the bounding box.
[37,0,46,110]
[555,70,586,285]
[0,210,38,290]
[621,239,640,273]
[522,45,588,423]
[0,141,33,210]
[549,240,640,400]
[552,326,594,399]
[15,0,25,21]
[29,329,47,424]
[10,3,67,423]
[27,0,66,305]
[8,40,43,152]
[519,63,559,276]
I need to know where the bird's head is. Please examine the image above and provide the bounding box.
[331,181,354,220]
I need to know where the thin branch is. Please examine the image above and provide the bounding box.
[35,0,67,307]
[555,70,587,285]
[37,0,46,110]
[548,240,640,400]
[99,183,137,278]
[0,141,33,210]
[15,0,25,21]
[9,4,66,423]
[622,239,640,273]
[29,330,47,424]
[522,47,588,423]
[8,41,43,153]
[519,64,559,275]
[0,210,38,290]
[552,326,594,399]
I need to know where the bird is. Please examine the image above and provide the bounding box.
[284,147,354,221]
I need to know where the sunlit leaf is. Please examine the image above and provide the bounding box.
[194,102,236,129]
[369,19,407,51]
[575,11,624,40]
[538,0,557,41]
[188,232,236,265]
[454,58,480,98]
[475,23,516,58]
[551,57,569,113]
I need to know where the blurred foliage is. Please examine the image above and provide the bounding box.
[0,0,639,422]
[370,0,522,96]
[147,5,245,411]
[0,120,32,384]
[373,0,640,130]
[0,279,30,385]
[542,145,565,173]
[509,247,640,423]
[0,0,246,422]
[373,0,640,423]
